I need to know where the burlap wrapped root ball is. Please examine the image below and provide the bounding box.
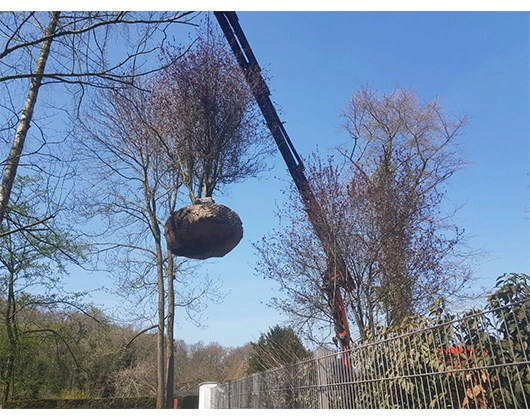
[164,201,243,260]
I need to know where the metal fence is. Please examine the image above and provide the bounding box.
[211,297,530,409]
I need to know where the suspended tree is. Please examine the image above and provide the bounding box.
[153,23,273,203]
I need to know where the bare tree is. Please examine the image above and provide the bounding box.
[76,81,223,408]
[74,20,273,407]
[255,87,477,343]
[0,11,197,231]
[342,87,473,325]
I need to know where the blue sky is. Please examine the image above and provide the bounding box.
[69,11,529,349]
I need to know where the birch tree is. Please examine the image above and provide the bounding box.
[0,11,197,232]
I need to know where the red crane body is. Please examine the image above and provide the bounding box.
[214,11,353,354]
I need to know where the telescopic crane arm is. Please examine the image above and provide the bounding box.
[214,11,353,352]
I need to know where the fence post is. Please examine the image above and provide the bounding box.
[252,373,260,408]
[198,381,218,409]
[315,347,330,409]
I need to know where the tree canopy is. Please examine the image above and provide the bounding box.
[255,87,476,344]
[247,325,310,374]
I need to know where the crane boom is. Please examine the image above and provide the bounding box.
[214,11,353,352]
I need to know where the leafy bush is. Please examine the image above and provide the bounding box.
[343,273,530,408]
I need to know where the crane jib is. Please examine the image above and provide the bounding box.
[214,11,353,354]
[214,11,302,171]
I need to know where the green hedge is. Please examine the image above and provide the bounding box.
[3,395,199,409]
[4,396,156,409]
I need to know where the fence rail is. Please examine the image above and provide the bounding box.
[211,297,530,409]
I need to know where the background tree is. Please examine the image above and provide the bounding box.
[342,87,472,325]
[173,340,252,389]
[109,330,159,398]
[110,338,252,397]
[255,87,476,344]
[0,296,173,402]
[18,307,133,400]
[0,175,86,404]
[247,325,310,374]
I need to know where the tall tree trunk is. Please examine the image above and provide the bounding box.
[156,243,166,408]
[151,217,166,408]
[165,252,175,408]
[0,12,60,228]
[142,169,167,409]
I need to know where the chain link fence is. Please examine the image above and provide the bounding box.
[211,296,530,409]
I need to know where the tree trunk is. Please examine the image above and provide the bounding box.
[141,168,167,409]
[0,12,60,228]
[2,272,18,405]
[165,252,176,408]
[153,220,166,408]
